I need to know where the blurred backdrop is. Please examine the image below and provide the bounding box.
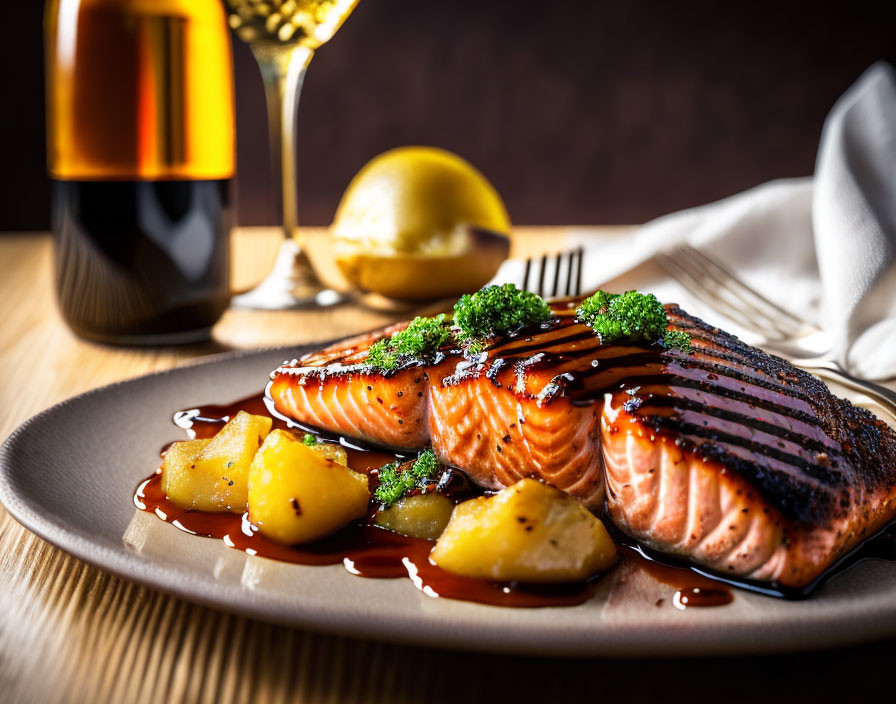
[4,0,895,230]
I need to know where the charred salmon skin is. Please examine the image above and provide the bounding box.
[267,297,896,588]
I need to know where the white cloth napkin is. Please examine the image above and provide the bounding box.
[491,62,896,380]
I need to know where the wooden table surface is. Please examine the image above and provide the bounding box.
[1,227,894,703]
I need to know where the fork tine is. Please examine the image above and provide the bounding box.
[522,256,532,293]
[520,248,585,299]
[551,252,562,298]
[680,245,809,331]
[661,247,805,339]
[655,251,761,332]
[537,254,548,298]
[565,251,576,297]
[660,249,775,330]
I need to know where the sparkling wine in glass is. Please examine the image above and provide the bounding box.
[226,0,359,309]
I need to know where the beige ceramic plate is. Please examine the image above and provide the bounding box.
[1,346,896,657]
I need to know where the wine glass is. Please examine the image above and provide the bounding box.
[225,0,359,309]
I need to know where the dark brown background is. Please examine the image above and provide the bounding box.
[4,0,895,230]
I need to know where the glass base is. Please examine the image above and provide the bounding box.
[230,239,348,310]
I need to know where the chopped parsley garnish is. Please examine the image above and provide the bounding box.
[661,329,692,352]
[453,283,551,353]
[577,290,691,352]
[366,314,451,371]
[302,433,318,446]
[374,450,441,507]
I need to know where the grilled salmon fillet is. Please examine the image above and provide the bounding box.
[267,298,896,588]
[268,323,436,450]
[602,307,896,588]
[267,307,606,507]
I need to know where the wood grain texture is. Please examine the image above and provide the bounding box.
[3,227,896,704]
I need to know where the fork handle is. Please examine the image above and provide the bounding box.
[793,358,896,414]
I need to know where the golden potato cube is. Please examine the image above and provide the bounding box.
[374,492,456,540]
[160,439,211,506]
[430,479,616,582]
[164,411,272,512]
[248,430,370,545]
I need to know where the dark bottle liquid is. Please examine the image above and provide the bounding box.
[52,179,231,344]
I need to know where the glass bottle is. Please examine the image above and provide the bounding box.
[45,0,235,344]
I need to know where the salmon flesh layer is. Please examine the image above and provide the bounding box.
[267,298,896,588]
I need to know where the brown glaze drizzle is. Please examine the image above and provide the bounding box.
[135,473,593,608]
[618,548,733,609]
[619,546,719,591]
[673,588,734,609]
[140,394,595,608]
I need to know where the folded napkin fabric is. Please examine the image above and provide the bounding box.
[814,62,896,380]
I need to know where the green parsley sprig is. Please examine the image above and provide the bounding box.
[374,450,441,507]
[576,290,691,352]
[366,314,451,371]
[452,283,551,353]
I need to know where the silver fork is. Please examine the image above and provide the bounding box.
[397,247,586,318]
[656,244,896,411]
[522,247,585,299]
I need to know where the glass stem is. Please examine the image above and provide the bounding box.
[251,44,315,253]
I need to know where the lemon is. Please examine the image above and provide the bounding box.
[331,147,511,300]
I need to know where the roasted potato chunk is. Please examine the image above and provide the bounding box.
[248,430,370,545]
[162,411,272,512]
[374,492,455,540]
[160,439,211,507]
[430,479,616,582]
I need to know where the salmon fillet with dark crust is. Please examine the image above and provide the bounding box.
[267,297,896,588]
[601,307,896,587]
[267,307,606,507]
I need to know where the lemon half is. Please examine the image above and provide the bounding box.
[331,147,511,300]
